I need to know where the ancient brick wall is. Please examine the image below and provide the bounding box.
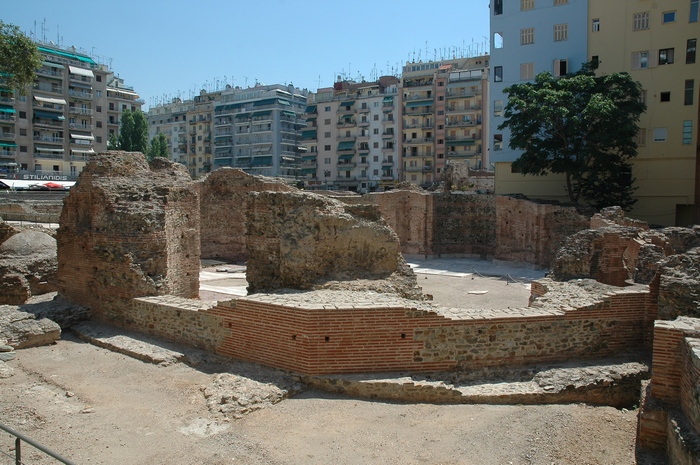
[56,152,200,312]
[196,168,294,261]
[200,285,654,375]
[433,194,495,258]
[495,196,589,268]
[681,338,700,435]
[368,189,434,256]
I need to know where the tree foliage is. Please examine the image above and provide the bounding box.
[117,109,149,153]
[498,63,646,211]
[0,21,42,93]
[147,132,168,161]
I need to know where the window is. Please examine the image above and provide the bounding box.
[632,51,650,69]
[324,131,331,138]
[521,0,534,10]
[373,114,379,120]
[373,128,379,134]
[692,0,699,22]
[683,121,693,145]
[494,134,503,151]
[554,0,567,4]
[438,96,444,101]
[373,142,379,148]
[95,90,102,98]
[635,128,647,147]
[521,28,534,45]
[324,145,331,152]
[96,136,102,143]
[438,81,444,87]
[653,127,667,142]
[640,90,648,105]
[324,118,330,125]
[494,0,502,15]
[634,12,650,30]
[20,146,27,153]
[19,111,26,119]
[592,19,600,32]
[494,100,504,117]
[688,39,697,64]
[659,48,675,65]
[520,63,535,80]
[553,59,568,76]
[494,32,503,49]
[660,91,671,102]
[95,75,101,82]
[19,128,26,136]
[662,11,676,23]
[324,106,331,111]
[554,24,568,41]
[96,105,102,113]
[96,121,102,128]
[494,66,503,82]
[685,80,695,105]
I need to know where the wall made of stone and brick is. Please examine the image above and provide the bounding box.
[433,193,495,258]
[200,285,653,375]
[196,168,294,262]
[369,190,434,256]
[495,196,589,268]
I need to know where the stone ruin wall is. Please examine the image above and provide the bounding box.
[56,152,200,316]
[196,168,294,262]
[244,191,420,298]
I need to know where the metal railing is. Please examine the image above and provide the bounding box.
[0,422,77,465]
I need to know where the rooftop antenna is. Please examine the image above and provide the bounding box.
[41,18,46,43]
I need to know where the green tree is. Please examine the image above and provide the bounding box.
[117,109,149,153]
[147,132,168,161]
[107,133,119,150]
[0,21,42,93]
[498,63,646,211]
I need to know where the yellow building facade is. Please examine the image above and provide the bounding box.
[494,0,699,226]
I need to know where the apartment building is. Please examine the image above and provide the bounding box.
[147,90,220,178]
[301,76,399,192]
[0,42,142,180]
[399,57,489,187]
[589,0,700,225]
[490,0,698,226]
[489,0,588,198]
[213,84,307,180]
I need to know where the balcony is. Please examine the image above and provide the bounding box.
[337,119,356,127]
[382,146,395,154]
[33,118,64,128]
[403,137,434,145]
[358,120,369,127]
[446,119,479,128]
[34,152,65,160]
[69,107,94,116]
[381,175,394,181]
[0,149,16,159]
[69,123,93,130]
[357,133,370,141]
[33,136,64,144]
[336,162,356,169]
[358,106,370,114]
[381,159,394,166]
[0,96,14,105]
[382,132,395,139]
[70,75,93,85]
[36,68,63,79]
[0,132,15,140]
[0,113,15,123]
[382,117,395,124]
[68,90,92,100]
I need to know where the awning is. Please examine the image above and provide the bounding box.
[35,146,64,153]
[301,168,316,174]
[281,156,295,162]
[34,95,66,105]
[341,114,354,120]
[43,61,64,69]
[71,133,95,140]
[406,101,433,108]
[108,87,138,96]
[337,141,355,151]
[38,46,96,65]
[340,100,355,107]
[302,154,317,161]
[446,139,476,146]
[282,110,296,118]
[252,110,271,118]
[338,153,354,161]
[305,105,317,114]
[301,129,317,140]
[71,148,95,154]
[34,110,65,120]
[305,115,317,120]
[0,142,17,148]
[0,106,15,114]
[278,99,291,106]
[68,66,94,78]
[382,96,394,103]
[251,156,272,166]
[234,113,250,119]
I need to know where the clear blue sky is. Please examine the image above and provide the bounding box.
[3,0,491,109]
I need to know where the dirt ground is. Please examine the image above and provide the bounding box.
[0,273,642,465]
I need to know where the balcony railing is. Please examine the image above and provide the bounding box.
[33,136,64,143]
[69,107,94,116]
[0,132,15,140]
[0,96,15,104]
[0,113,15,122]
[68,90,93,100]
[69,75,93,85]
[33,118,64,128]
[0,149,16,158]
[34,152,65,160]
[34,83,63,94]
[69,123,93,130]
[36,68,63,79]
[33,102,64,112]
